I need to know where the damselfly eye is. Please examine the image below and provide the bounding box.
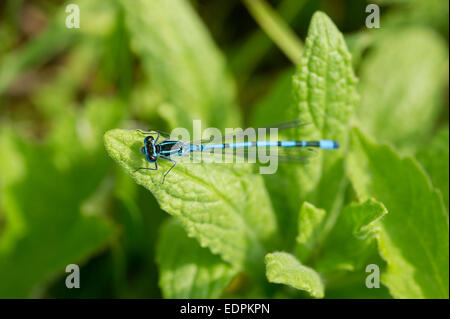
[140,147,146,155]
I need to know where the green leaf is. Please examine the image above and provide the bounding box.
[314,198,387,272]
[0,97,124,297]
[292,11,358,147]
[0,106,123,297]
[289,11,358,233]
[357,27,448,152]
[416,126,449,213]
[250,11,359,249]
[296,202,326,262]
[347,128,449,298]
[265,252,324,298]
[120,0,240,129]
[156,218,237,298]
[104,129,278,273]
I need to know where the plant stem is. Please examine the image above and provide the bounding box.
[231,0,306,84]
[242,0,303,65]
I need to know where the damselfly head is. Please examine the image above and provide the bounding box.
[140,146,146,156]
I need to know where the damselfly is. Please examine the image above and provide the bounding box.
[135,120,339,183]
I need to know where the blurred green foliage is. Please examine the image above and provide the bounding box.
[0,0,448,298]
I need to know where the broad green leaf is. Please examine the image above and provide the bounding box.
[265,252,324,298]
[0,133,107,295]
[296,202,326,262]
[104,129,277,273]
[292,11,358,148]
[357,27,448,152]
[347,128,449,298]
[0,97,124,297]
[120,0,240,130]
[250,12,358,248]
[314,198,387,272]
[416,126,449,213]
[289,11,358,233]
[156,219,237,298]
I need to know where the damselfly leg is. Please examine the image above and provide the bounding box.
[134,161,158,173]
[160,156,177,184]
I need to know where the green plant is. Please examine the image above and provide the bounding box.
[0,0,448,299]
[104,10,448,298]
